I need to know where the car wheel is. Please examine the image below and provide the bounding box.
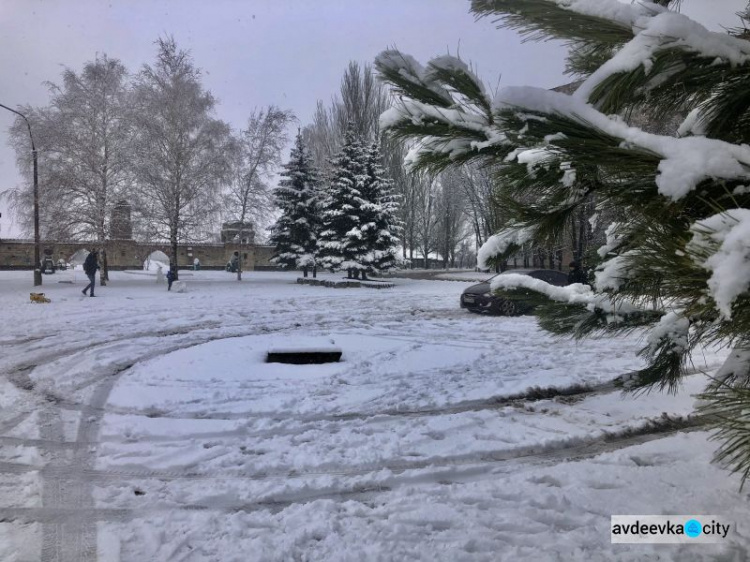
[497,299,518,316]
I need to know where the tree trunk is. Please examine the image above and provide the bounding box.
[99,245,108,286]
[236,240,243,282]
[303,267,308,278]
[171,234,179,281]
[312,266,317,279]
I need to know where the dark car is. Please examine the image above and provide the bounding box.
[460,269,569,316]
[41,257,56,274]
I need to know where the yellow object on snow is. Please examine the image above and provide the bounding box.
[30,292,51,304]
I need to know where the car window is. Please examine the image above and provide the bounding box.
[528,270,569,286]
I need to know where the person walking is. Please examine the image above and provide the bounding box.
[567,260,588,285]
[166,267,176,291]
[82,250,99,297]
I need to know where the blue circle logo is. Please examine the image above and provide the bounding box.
[685,519,703,538]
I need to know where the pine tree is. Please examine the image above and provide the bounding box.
[317,129,370,278]
[359,141,401,276]
[376,1,750,486]
[269,132,321,277]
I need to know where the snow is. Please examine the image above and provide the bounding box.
[546,0,667,29]
[594,253,631,292]
[577,10,750,102]
[426,55,487,96]
[0,269,745,560]
[495,86,750,200]
[435,271,493,282]
[477,227,533,269]
[677,107,709,138]
[687,209,750,319]
[646,311,690,355]
[598,221,625,258]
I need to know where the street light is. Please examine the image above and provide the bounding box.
[0,103,41,286]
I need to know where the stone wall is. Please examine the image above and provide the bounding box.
[0,239,261,270]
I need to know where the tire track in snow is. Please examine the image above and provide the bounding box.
[0,414,703,484]
[0,317,297,562]
[0,415,706,524]
[0,366,713,453]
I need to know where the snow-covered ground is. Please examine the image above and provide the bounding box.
[0,270,747,561]
[433,270,492,282]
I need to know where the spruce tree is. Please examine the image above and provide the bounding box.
[359,141,401,276]
[376,1,750,486]
[317,129,370,278]
[269,132,321,277]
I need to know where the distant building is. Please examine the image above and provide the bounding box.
[110,200,133,240]
[220,221,255,245]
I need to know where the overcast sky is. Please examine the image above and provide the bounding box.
[0,0,746,237]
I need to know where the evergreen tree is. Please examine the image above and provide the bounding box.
[317,129,370,278]
[269,132,321,277]
[359,141,401,275]
[377,1,750,485]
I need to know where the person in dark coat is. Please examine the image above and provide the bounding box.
[82,251,99,297]
[166,267,176,291]
[567,260,588,285]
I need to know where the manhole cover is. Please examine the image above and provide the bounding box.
[266,347,342,364]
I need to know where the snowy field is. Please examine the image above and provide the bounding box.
[0,269,747,561]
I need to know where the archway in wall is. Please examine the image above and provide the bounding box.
[143,250,170,271]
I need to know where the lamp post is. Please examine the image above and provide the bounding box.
[0,103,42,286]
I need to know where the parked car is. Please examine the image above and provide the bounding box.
[460,269,569,316]
[41,257,56,274]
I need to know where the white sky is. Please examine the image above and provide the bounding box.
[0,0,746,237]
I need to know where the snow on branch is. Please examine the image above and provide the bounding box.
[577,10,750,101]
[688,209,750,319]
[477,227,532,269]
[470,0,665,46]
[547,0,667,29]
[646,311,690,355]
[489,272,643,317]
[375,50,452,107]
[495,86,750,199]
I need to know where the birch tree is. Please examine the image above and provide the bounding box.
[7,55,135,282]
[131,37,231,279]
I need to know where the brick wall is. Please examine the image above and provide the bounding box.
[0,239,259,270]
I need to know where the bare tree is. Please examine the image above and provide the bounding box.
[7,55,135,283]
[459,164,504,249]
[413,175,439,269]
[435,170,471,268]
[224,106,294,280]
[5,107,78,243]
[131,37,231,279]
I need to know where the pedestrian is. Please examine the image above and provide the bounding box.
[82,250,99,297]
[567,260,588,285]
[193,257,200,271]
[166,267,176,291]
